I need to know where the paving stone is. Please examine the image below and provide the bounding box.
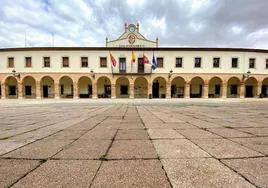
[148,129,185,139]
[176,129,221,139]
[0,159,41,188]
[107,140,157,159]
[53,139,111,159]
[237,128,268,136]
[192,138,264,159]
[162,158,254,188]
[79,128,117,140]
[91,160,171,188]
[153,139,210,158]
[222,157,268,188]
[208,128,253,138]
[115,130,149,140]
[12,160,101,188]
[119,123,145,129]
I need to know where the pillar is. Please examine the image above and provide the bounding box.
[184,82,190,98]
[222,81,227,98]
[36,81,41,99]
[18,81,23,99]
[111,83,116,99]
[73,82,78,99]
[166,81,171,99]
[148,82,152,98]
[130,83,134,99]
[240,81,245,98]
[203,82,209,98]
[55,82,60,99]
[257,81,262,97]
[92,80,97,99]
[1,83,6,99]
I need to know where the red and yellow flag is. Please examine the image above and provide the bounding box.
[142,53,149,64]
[131,50,136,63]
[110,52,117,67]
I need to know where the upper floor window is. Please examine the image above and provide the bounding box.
[157,57,164,68]
[266,59,268,69]
[62,57,69,67]
[175,57,183,68]
[249,58,255,68]
[81,57,88,67]
[213,57,220,68]
[100,57,107,67]
[7,57,14,68]
[43,57,50,67]
[194,57,201,68]
[119,57,126,73]
[232,58,238,68]
[25,57,32,67]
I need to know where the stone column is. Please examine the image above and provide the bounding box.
[1,83,6,99]
[36,81,41,99]
[111,83,116,99]
[239,81,245,98]
[129,83,134,99]
[92,80,97,99]
[203,82,209,98]
[257,81,262,98]
[184,82,190,98]
[148,82,152,98]
[166,80,171,99]
[54,82,60,99]
[221,82,227,98]
[73,82,79,99]
[18,81,23,99]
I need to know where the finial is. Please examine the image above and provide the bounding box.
[137,23,139,31]
[125,23,128,31]
[156,37,159,47]
[105,37,108,47]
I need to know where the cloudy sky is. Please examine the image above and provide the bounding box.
[0,0,268,48]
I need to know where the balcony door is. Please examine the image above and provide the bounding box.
[119,58,126,73]
[138,58,144,73]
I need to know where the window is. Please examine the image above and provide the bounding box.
[194,57,201,68]
[249,58,255,69]
[157,57,164,68]
[25,57,32,67]
[266,59,268,69]
[100,57,107,67]
[43,57,50,67]
[213,57,220,68]
[119,57,126,73]
[175,57,183,68]
[232,58,238,68]
[81,57,88,67]
[8,57,14,68]
[62,57,69,67]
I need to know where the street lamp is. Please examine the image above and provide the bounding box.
[12,69,20,79]
[90,69,95,80]
[243,70,251,80]
[168,69,173,79]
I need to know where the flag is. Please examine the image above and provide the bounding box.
[110,52,117,67]
[142,53,149,64]
[151,54,157,70]
[131,50,136,63]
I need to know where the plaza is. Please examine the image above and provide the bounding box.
[0,99,267,188]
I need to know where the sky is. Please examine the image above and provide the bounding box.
[0,0,268,49]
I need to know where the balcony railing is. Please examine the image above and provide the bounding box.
[112,65,152,75]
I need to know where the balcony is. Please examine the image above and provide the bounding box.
[112,64,152,75]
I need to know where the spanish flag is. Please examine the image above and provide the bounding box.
[109,52,117,67]
[131,50,136,63]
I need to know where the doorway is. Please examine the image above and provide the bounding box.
[245,86,253,97]
[138,58,144,73]
[43,85,49,98]
[152,82,159,98]
[25,86,32,96]
[104,85,111,98]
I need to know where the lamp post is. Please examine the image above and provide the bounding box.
[243,70,251,80]
[90,69,95,80]
[168,69,173,79]
[12,69,20,79]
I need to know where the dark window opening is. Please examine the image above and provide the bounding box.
[120,85,128,95]
[25,86,32,95]
[249,58,255,68]
[230,85,238,95]
[119,58,126,73]
[100,57,107,67]
[44,57,50,67]
[81,57,88,67]
[195,57,201,68]
[62,57,69,67]
[213,58,220,68]
[9,86,16,95]
[175,57,183,68]
[232,58,238,68]
[157,57,164,68]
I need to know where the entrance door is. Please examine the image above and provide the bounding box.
[25,86,32,96]
[246,86,253,97]
[138,58,144,73]
[43,85,49,98]
[215,85,221,95]
[152,82,159,98]
[199,85,203,97]
[104,85,111,98]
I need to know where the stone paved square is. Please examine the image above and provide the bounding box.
[0,99,267,187]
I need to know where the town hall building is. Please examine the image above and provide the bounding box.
[0,23,268,99]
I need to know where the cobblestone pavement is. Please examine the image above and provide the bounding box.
[0,99,268,188]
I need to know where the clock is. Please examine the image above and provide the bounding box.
[128,24,136,32]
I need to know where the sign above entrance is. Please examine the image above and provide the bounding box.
[106,23,158,48]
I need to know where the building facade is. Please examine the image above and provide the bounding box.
[0,23,268,99]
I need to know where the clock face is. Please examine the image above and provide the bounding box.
[128,25,136,32]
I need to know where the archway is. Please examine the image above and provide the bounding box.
[59,76,73,98]
[152,77,166,98]
[227,77,240,98]
[208,77,223,98]
[40,76,55,98]
[190,77,204,98]
[245,77,258,98]
[171,77,185,98]
[5,76,18,99]
[22,76,36,98]
[134,77,148,98]
[78,76,92,98]
[262,77,268,97]
[116,77,130,98]
[97,76,111,98]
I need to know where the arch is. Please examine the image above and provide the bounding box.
[78,76,92,98]
[152,77,166,98]
[59,76,73,98]
[227,77,240,98]
[245,77,258,98]
[134,77,148,98]
[208,77,223,98]
[261,77,268,97]
[40,76,55,98]
[190,76,204,98]
[97,76,111,98]
[171,76,185,98]
[5,76,18,99]
[116,77,130,98]
[22,76,36,99]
